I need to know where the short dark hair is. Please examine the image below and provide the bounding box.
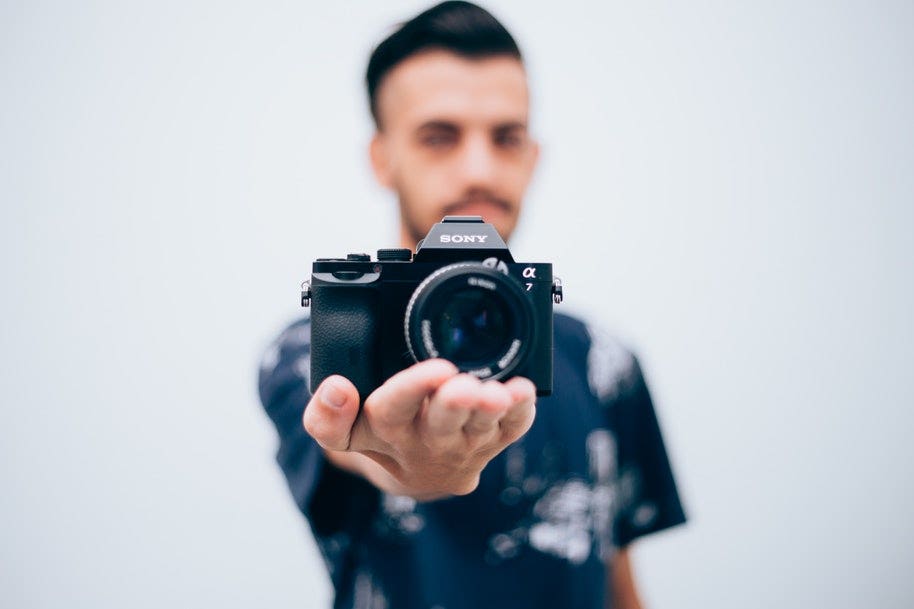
[366,1,523,128]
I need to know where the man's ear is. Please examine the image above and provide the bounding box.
[370,133,393,189]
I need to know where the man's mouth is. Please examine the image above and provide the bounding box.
[443,198,513,219]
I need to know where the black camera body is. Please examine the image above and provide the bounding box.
[302,216,562,400]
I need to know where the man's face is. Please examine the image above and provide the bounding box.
[370,49,539,247]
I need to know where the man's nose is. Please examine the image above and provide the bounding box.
[458,136,498,187]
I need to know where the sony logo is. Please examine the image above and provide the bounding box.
[440,234,488,244]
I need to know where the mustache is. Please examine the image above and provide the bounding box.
[443,192,513,215]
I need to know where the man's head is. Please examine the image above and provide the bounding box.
[366,1,539,249]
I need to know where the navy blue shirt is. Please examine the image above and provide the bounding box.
[259,313,686,609]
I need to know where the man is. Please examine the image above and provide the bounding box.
[259,2,686,608]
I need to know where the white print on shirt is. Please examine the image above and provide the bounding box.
[528,478,599,564]
[487,429,651,566]
[587,430,616,559]
[261,322,311,381]
[353,570,389,609]
[260,341,280,375]
[292,353,311,387]
[498,444,527,506]
[317,532,351,578]
[281,323,311,349]
[376,494,425,537]
[585,325,636,402]
[526,430,618,564]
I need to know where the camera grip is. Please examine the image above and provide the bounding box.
[310,287,378,402]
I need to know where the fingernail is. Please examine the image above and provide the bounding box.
[322,379,346,409]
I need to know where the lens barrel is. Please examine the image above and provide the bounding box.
[404,263,534,380]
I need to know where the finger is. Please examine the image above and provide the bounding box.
[498,376,537,442]
[421,373,481,437]
[363,359,458,428]
[302,375,361,451]
[462,380,513,436]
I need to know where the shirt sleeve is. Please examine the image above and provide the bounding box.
[611,356,687,547]
[585,325,687,548]
[257,319,379,541]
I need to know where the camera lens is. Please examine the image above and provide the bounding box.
[435,288,510,366]
[405,263,534,380]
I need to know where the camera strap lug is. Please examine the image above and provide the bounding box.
[551,277,563,304]
[301,281,312,307]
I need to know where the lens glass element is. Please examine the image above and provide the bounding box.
[433,287,510,367]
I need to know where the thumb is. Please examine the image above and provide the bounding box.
[303,375,360,451]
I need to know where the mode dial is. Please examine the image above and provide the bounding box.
[377,248,412,261]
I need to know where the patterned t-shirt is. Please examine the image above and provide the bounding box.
[258,312,686,609]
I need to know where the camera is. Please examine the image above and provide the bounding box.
[301,216,563,399]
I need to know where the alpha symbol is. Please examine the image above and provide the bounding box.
[522,267,537,279]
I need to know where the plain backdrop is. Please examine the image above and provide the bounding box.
[2,1,912,608]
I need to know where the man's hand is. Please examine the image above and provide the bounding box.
[303,359,536,501]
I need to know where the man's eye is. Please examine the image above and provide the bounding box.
[422,133,456,147]
[495,132,524,148]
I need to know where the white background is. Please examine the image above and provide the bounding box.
[2,1,912,607]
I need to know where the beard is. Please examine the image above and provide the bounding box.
[442,188,514,217]
[397,188,518,247]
